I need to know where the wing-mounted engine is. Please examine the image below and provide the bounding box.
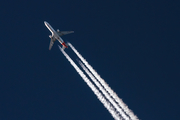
[57,29,60,32]
[49,35,56,42]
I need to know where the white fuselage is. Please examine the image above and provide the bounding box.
[44,21,64,44]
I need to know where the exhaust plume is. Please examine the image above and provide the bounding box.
[78,60,129,120]
[68,43,139,120]
[59,46,122,120]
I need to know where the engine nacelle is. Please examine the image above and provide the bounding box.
[49,35,52,38]
[57,29,60,32]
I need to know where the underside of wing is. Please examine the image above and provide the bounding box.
[49,38,55,50]
[57,31,74,36]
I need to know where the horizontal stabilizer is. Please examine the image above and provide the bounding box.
[62,45,66,50]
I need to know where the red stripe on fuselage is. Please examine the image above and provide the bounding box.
[62,42,68,48]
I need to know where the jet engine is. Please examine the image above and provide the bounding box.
[49,35,52,38]
[57,29,60,32]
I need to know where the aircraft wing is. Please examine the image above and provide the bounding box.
[49,38,55,50]
[57,31,74,36]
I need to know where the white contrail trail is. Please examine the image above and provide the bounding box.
[78,60,130,120]
[58,46,122,120]
[68,43,139,120]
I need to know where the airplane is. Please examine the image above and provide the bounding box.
[44,21,74,50]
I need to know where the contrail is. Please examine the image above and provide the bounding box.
[58,46,122,120]
[68,43,139,120]
[78,60,129,120]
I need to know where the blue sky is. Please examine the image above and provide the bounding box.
[0,0,180,120]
